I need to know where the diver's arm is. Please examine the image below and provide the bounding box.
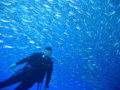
[45,65,53,88]
[9,63,17,69]
[16,57,31,65]
[16,53,40,65]
[9,53,36,69]
[9,57,30,69]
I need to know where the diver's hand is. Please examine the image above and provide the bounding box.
[9,63,16,69]
[44,87,47,90]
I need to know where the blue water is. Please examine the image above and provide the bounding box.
[0,0,120,90]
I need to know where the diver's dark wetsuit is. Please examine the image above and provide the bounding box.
[0,53,53,90]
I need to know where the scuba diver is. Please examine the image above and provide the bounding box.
[0,47,53,90]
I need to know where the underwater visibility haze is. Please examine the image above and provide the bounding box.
[0,0,120,90]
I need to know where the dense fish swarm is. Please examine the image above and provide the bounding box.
[0,0,120,90]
